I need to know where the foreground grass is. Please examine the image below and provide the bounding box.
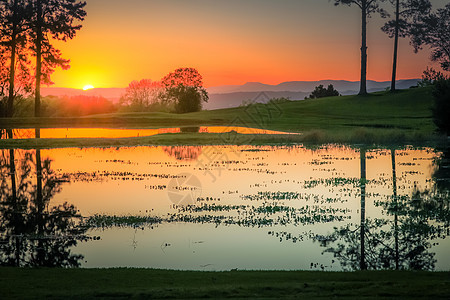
[0,87,445,147]
[1,268,449,299]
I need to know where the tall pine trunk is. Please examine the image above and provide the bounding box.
[7,0,18,118]
[359,0,368,95]
[391,0,400,92]
[34,0,42,118]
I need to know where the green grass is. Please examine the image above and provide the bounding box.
[0,87,446,147]
[0,268,449,299]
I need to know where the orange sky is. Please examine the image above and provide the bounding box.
[50,0,447,89]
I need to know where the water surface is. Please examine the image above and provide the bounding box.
[2,126,295,139]
[1,143,449,271]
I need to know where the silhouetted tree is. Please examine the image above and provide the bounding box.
[306,84,340,99]
[0,0,32,117]
[381,0,431,92]
[29,0,86,117]
[410,3,450,72]
[334,0,388,95]
[160,68,208,113]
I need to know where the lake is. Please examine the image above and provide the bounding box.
[0,130,449,271]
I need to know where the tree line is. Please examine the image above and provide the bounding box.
[120,67,209,114]
[0,0,86,118]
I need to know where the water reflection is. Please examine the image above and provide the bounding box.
[162,146,202,161]
[0,131,90,267]
[0,142,449,270]
[314,148,450,271]
[0,126,295,139]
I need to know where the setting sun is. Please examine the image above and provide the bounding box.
[83,84,94,91]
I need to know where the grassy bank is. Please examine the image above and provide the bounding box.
[0,130,446,149]
[1,268,449,299]
[0,87,445,147]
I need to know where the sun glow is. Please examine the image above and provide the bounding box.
[83,84,94,91]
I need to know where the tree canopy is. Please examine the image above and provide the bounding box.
[409,3,450,72]
[160,68,208,113]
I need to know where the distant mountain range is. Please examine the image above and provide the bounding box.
[42,79,420,110]
[205,79,420,109]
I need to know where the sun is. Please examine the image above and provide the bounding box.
[83,84,94,91]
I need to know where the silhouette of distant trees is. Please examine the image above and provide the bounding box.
[381,0,431,92]
[306,84,340,99]
[333,0,388,95]
[160,68,209,113]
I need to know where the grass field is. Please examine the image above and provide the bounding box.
[1,267,449,299]
[0,87,443,147]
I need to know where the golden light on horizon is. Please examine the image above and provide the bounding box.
[83,84,94,91]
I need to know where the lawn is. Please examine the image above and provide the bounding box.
[1,267,449,299]
[0,87,445,147]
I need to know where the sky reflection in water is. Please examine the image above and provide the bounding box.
[1,144,449,271]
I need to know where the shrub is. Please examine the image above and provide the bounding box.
[418,67,448,87]
[306,84,340,99]
[432,79,450,135]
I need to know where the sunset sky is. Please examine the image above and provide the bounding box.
[51,0,448,89]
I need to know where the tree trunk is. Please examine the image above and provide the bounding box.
[391,0,400,92]
[35,145,45,265]
[35,0,43,118]
[7,0,18,118]
[360,148,367,270]
[359,0,368,95]
[7,130,20,266]
[391,149,399,269]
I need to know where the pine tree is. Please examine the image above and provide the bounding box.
[29,0,86,117]
[334,0,388,95]
[382,0,431,92]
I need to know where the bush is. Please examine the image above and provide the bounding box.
[418,67,448,87]
[432,79,450,135]
[306,84,340,99]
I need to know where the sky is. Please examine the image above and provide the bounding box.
[50,0,449,89]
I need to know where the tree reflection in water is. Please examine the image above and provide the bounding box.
[315,148,450,271]
[0,130,89,267]
[162,146,202,161]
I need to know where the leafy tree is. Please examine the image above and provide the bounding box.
[410,3,450,72]
[334,0,388,95]
[160,68,208,113]
[306,84,340,99]
[0,0,32,117]
[29,0,86,117]
[120,79,163,112]
[431,79,450,135]
[381,0,431,92]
